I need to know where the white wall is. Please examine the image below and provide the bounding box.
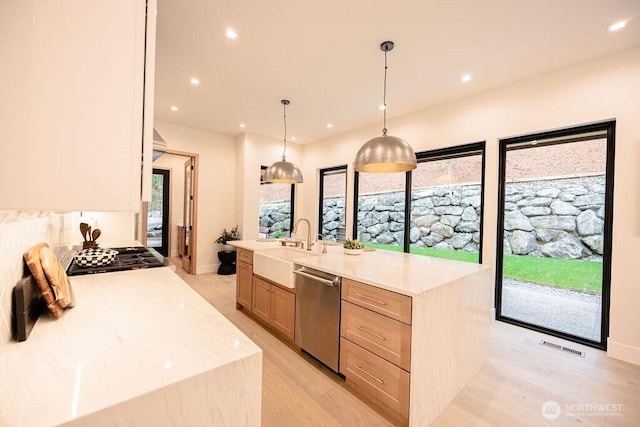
[154,121,237,274]
[70,212,136,247]
[299,46,640,365]
[235,132,303,240]
[152,153,186,257]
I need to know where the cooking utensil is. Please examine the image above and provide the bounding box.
[91,229,101,242]
[88,226,92,241]
[80,223,89,242]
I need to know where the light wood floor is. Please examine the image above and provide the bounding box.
[170,260,640,426]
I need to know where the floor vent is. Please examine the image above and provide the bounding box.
[540,340,585,357]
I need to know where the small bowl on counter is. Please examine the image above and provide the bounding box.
[344,248,364,255]
[74,248,118,267]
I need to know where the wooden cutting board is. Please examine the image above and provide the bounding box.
[40,245,75,308]
[24,243,63,318]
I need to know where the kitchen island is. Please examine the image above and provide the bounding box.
[0,267,262,426]
[232,240,492,426]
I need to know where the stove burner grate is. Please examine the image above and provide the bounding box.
[67,247,165,276]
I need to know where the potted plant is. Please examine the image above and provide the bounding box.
[216,225,240,252]
[343,238,364,255]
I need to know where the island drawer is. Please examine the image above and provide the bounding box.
[237,248,253,265]
[340,337,410,419]
[341,301,411,371]
[342,278,412,324]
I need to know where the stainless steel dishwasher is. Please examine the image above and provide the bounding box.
[294,266,342,373]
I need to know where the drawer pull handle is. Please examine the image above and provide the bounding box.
[355,364,385,384]
[356,293,387,306]
[357,324,386,340]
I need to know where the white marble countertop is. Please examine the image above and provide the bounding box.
[0,267,261,426]
[294,250,488,296]
[229,239,282,251]
[231,240,488,297]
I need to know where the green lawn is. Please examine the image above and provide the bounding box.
[364,243,602,294]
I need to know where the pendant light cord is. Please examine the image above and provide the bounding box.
[382,48,388,136]
[282,102,288,161]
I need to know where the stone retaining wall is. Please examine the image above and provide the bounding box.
[502,175,605,260]
[259,202,291,237]
[260,175,606,260]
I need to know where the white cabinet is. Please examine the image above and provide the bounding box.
[0,0,156,211]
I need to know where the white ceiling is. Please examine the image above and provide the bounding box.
[154,0,640,145]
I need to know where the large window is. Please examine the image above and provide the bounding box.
[353,142,485,263]
[318,165,347,241]
[495,122,615,349]
[410,143,485,263]
[353,169,408,253]
[259,166,294,238]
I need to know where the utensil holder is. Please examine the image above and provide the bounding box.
[82,241,97,249]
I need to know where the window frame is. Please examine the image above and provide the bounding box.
[352,141,486,263]
[495,121,615,350]
[260,165,295,237]
[318,165,348,240]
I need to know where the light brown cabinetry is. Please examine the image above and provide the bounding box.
[340,338,410,418]
[251,276,295,341]
[177,226,186,257]
[342,301,411,371]
[236,248,253,309]
[235,248,295,341]
[340,278,412,422]
[270,285,296,339]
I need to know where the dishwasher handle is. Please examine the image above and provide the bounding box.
[293,268,339,286]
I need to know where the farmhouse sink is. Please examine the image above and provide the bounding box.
[253,247,322,289]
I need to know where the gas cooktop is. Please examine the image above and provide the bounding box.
[66,247,166,276]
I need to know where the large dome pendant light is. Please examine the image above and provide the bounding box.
[263,99,303,183]
[354,41,417,173]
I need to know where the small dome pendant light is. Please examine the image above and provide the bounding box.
[354,41,417,173]
[263,99,303,183]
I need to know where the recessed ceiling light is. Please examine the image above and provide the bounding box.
[190,77,200,85]
[291,136,297,141]
[239,123,246,128]
[461,74,472,82]
[225,28,238,39]
[170,105,178,111]
[607,20,627,33]
[379,105,386,110]
[326,123,333,128]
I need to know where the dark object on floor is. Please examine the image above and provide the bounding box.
[217,250,236,275]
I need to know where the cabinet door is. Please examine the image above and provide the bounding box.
[0,0,150,211]
[271,286,295,340]
[252,276,272,324]
[236,261,253,309]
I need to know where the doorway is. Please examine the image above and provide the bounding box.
[495,121,615,349]
[141,150,199,274]
[147,168,170,256]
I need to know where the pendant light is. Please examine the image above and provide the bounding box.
[354,41,417,173]
[263,99,303,183]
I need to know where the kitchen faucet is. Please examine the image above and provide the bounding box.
[316,234,327,254]
[293,218,313,251]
